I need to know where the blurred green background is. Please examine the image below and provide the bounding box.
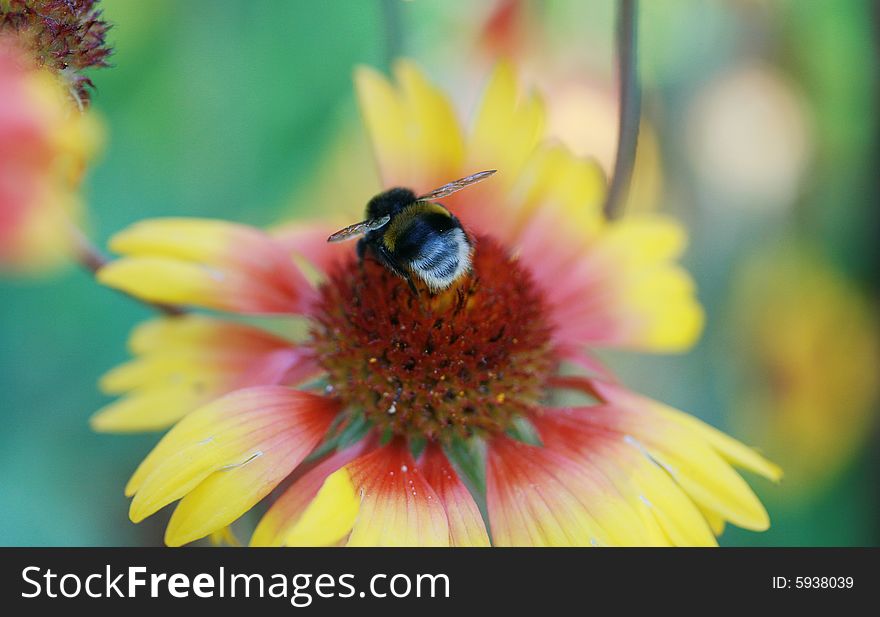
[1,0,877,546]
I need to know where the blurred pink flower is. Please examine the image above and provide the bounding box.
[0,35,100,272]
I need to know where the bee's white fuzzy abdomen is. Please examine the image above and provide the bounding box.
[411,228,472,291]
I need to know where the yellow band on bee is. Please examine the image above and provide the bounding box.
[382,201,451,251]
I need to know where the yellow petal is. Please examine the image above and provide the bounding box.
[98,353,227,395]
[108,218,239,262]
[282,467,360,547]
[128,388,337,546]
[355,61,464,192]
[250,444,368,547]
[600,215,687,264]
[614,441,717,546]
[567,215,705,353]
[95,315,308,433]
[487,437,657,546]
[659,407,783,482]
[697,504,727,537]
[108,218,300,282]
[125,387,334,501]
[100,219,313,314]
[543,383,775,541]
[592,383,779,528]
[634,428,771,531]
[165,442,299,547]
[620,266,705,352]
[467,61,545,189]
[394,60,465,187]
[208,526,241,547]
[91,386,207,433]
[98,256,226,308]
[128,315,234,354]
[504,144,607,245]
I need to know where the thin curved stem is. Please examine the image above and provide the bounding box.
[380,0,404,68]
[68,223,184,316]
[603,0,641,220]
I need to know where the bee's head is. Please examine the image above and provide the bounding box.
[366,187,417,219]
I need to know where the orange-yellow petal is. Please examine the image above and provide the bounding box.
[125,386,338,546]
[345,440,449,546]
[532,407,716,546]
[250,442,371,547]
[418,443,490,547]
[91,315,320,432]
[486,435,655,546]
[576,380,779,533]
[98,218,314,315]
[270,220,356,280]
[294,440,449,547]
[537,214,704,353]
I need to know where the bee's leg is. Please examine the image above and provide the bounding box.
[376,244,420,297]
[356,237,367,262]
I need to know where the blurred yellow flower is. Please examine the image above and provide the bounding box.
[96,61,778,547]
[0,35,101,273]
[730,244,879,493]
[686,63,813,212]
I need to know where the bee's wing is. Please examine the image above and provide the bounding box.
[326,215,391,243]
[418,170,497,200]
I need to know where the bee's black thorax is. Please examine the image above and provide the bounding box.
[365,187,418,219]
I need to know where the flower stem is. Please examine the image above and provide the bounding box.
[68,223,184,317]
[380,0,404,68]
[603,0,641,220]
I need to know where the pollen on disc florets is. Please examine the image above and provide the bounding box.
[311,235,557,442]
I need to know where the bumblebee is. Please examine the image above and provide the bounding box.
[328,170,496,294]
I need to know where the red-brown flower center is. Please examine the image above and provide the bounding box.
[311,236,556,441]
